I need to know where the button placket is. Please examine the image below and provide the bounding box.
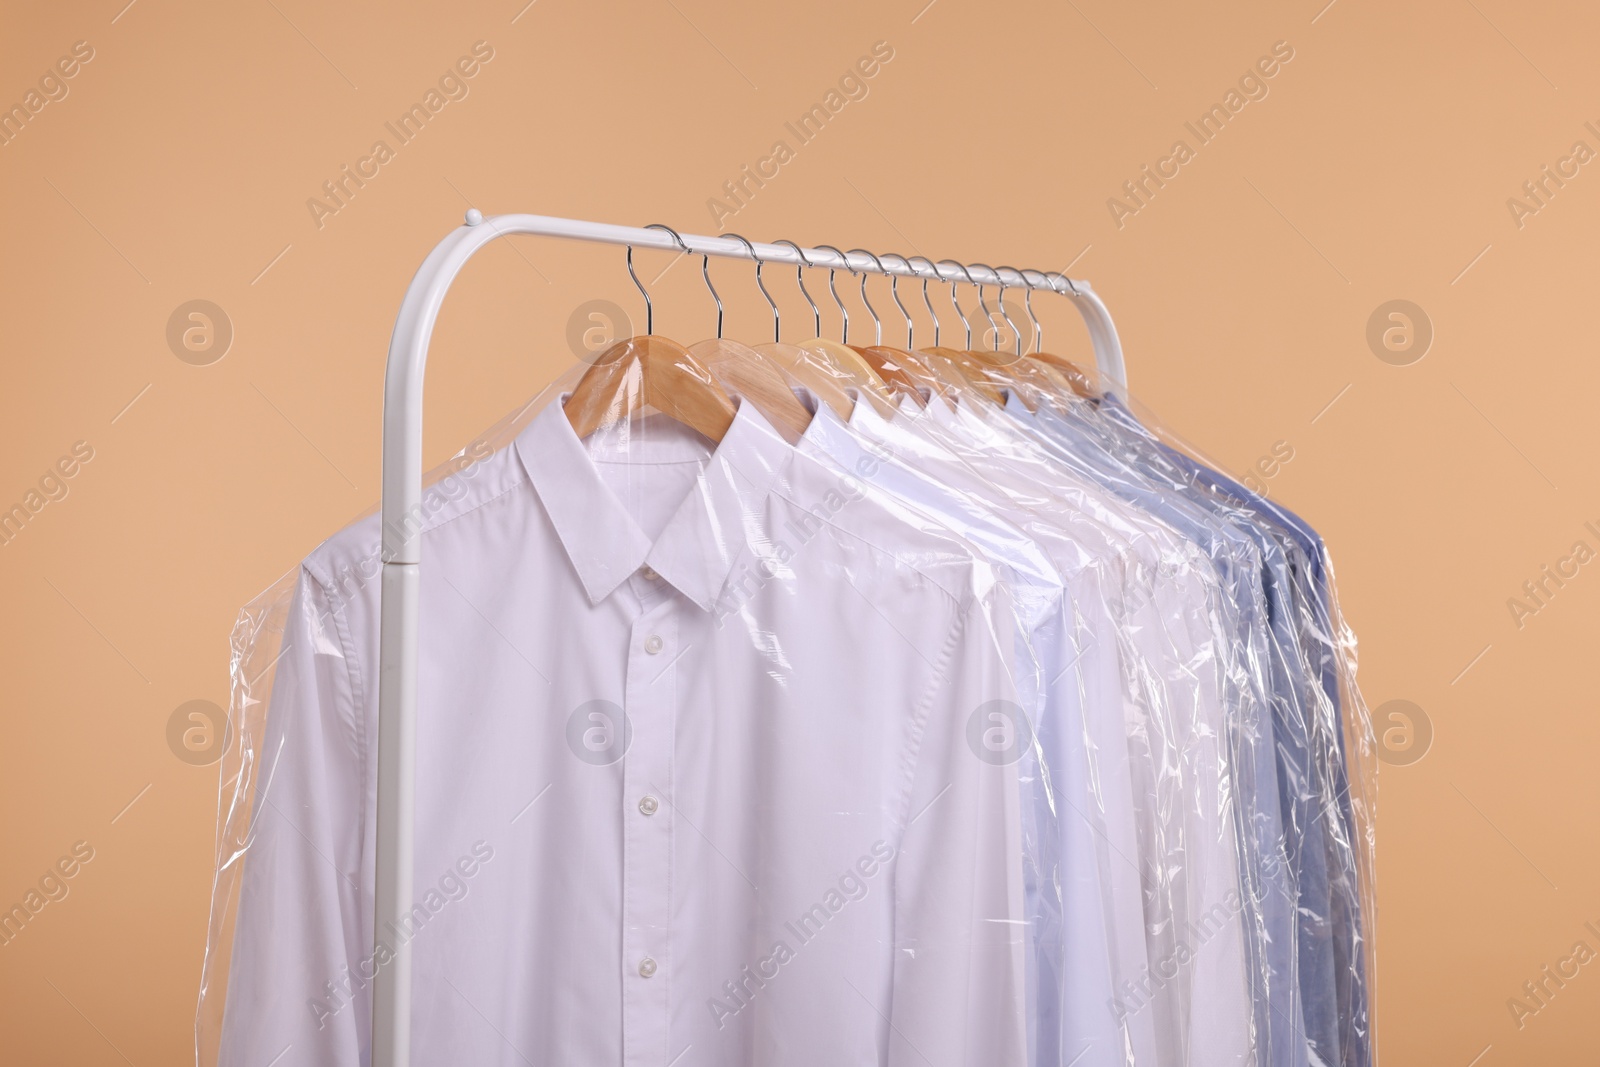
[621,596,677,1066]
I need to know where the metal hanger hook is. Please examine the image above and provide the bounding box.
[1016,269,1044,353]
[993,266,1026,356]
[625,245,650,336]
[701,252,724,339]
[846,248,885,346]
[907,256,942,348]
[813,243,851,344]
[1047,269,1079,298]
[968,262,1002,352]
[938,260,975,349]
[723,231,777,342]
[773,239,818,339]
[641,223,693,337]
[879,253,918,349]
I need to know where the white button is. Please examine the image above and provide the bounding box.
[639,795,659,816]
[641,565,659,581]
[644,635,664,654]
[638,956,658,978]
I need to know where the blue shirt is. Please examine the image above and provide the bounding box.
[1098,395,1371,1067]
[1012,396,1315,1067]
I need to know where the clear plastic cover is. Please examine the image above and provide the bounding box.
[198,348,1375,1067]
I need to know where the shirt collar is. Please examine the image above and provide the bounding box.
[943,395,1006,443]
[797,393,862,463]
[925,393,958,427]
[851,388,947,460]
[854,391,901,439]
[515,397,793,611]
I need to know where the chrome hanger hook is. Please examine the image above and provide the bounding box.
[723,232,777,343]
[642,223,693,337]
[846,248,885,346]
[908,256,942,348]
[701,251,724,339]
[968,262,1001,352]
[880,252,917,349]
[813,243,851,344]
[1047,269,1079,298]
[1017,269,1043,353]
[938,260,975,349]
[993,265,1026,356]
[625,244,651,336]
[773,239,819,339]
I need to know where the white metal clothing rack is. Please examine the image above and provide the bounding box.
[371,210,1126,1067]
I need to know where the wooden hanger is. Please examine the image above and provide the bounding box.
[566,334,737,441]
[923,346,1008,405]
[955,270,1061,409]
[683,234,815,442]
[792,336,899,411]
[837,248,963,407]
[565,236,738,441]
[757,341,854,420]
[1028,348,1097,398]
[774,241,900,414]
[853,343,938,400]
[868,253,1001,407]
[756,253,894,419]
[692,337,811,442]
[1005,268,1097,398]
[1034,360,1084,395]
[963,348,1060,411]
[943,264,1036,406]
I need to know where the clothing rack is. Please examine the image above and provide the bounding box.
[371,210,1126,1067]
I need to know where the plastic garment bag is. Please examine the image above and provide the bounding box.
[1044,386,1374,1067]
[195,385,546,1067]
[997,391,1304,1067]
[854,390,1258,1066]
[797,397,1132,1066]
[998,367,1376,1067]
[870,354,1373,1067]
[1094,392,1376,1067]
[198,355,1376,1067]
[198,364,1055,1067]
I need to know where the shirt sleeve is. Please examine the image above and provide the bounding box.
[888,590,1030,1067]
[1149,564,1255,1066]
[1110,554,1254,1067]
[218,568,369,1067]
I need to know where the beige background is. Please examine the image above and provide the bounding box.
[2,0,1598,1062]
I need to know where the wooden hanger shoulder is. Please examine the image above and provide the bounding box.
[691,338,812,441]
[1028,349,1098,398]
[792,336,899,414]
[915,346,1004,405]
[855,344,935,400]
[566,334,737,442]
[757,341,854,421]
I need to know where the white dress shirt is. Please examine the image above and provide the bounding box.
[856,393,1254,1066]
[797,396,1134,1066]
[992,394,1286,1067]
[954,396,1259,1067]
[218,397,1034,1067]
